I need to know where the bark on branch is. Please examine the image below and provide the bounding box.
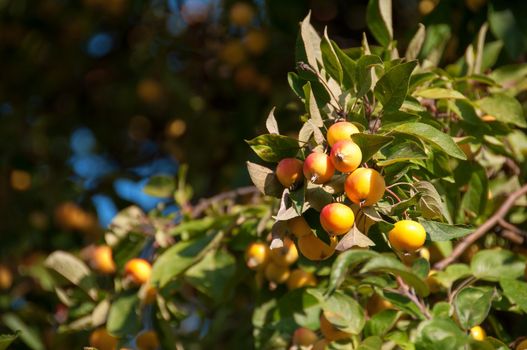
[434,184,527,270]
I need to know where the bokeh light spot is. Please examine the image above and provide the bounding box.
[11,170,31,191]
[87,32,113,58]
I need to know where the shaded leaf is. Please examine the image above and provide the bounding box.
[45,251,97,300]
[106,292,141,337]
[415,181,451,222]
[321,28,343,84]
[356,55,383,98]
[246,161,283,197]
[0,332,19,350]
[364,310,398,337]
[1,314,43,350]
[500,278,527,313]
[418,219,471,242]
[374,61,417,112]
[151,232,223,286]
[304,82,324,128]
[185,250,236,304]
[350,133,393,162]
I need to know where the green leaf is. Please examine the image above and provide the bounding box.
[406,23,425,60]
[276,288,323,331]
[296,12,322,79]
[143,175,175,198]
[454,287,494,330]
[499,278,527,313]
[0,332,19,350]
[356,336,383,350]
[380,111,421,129]
[305,182,334,211]
[433,264,471,289]
[45,251,98,300]
[1,314,43,350]
[106,291,141,337]
[356,55,383,98]
[366,0,393,47]
[377,141,427,166]
[414,318,467,350]
[413,88,466,100]
[374,61,417,112]
[471,249,525,282]
[476,93,526,127]
[265,107,279,134]
[288,72,305,99]
[393,122,467,160]
[335,225,375,251]
[488,3,526,59]
[151,231,223,286]
[448,99,487,126]
[321,29,343,84]
[432,302,451,319]
[323,291,365,334]
[328,250,379,294]
[349,133,393,162]
[185,250,236,304]
[459,164,488,220]
[382,291,424,319]
[418,219,471,242]
[412,258,430,280]
[361,255,429,297]
[303,82,324,127]
[246,134,300,162]
[246,161,283,198]
[415,181,451,222]
[364,310,398,337]
[332,40,356,91]
[484,337,510,350]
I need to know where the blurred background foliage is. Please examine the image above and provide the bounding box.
[1,0,527,348]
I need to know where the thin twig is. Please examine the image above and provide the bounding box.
[191,186,260,218]
[499,219,527,237]
[396,276,431,319]
[434,184,527,270]
[385,187,402,203]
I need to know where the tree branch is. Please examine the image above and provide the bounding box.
[190,186,260,218]
[434,184,527,270]
[396,276,431,319]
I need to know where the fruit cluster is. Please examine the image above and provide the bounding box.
[245,240,317,290]
[272,121,427,260]
[87,247,160,350]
